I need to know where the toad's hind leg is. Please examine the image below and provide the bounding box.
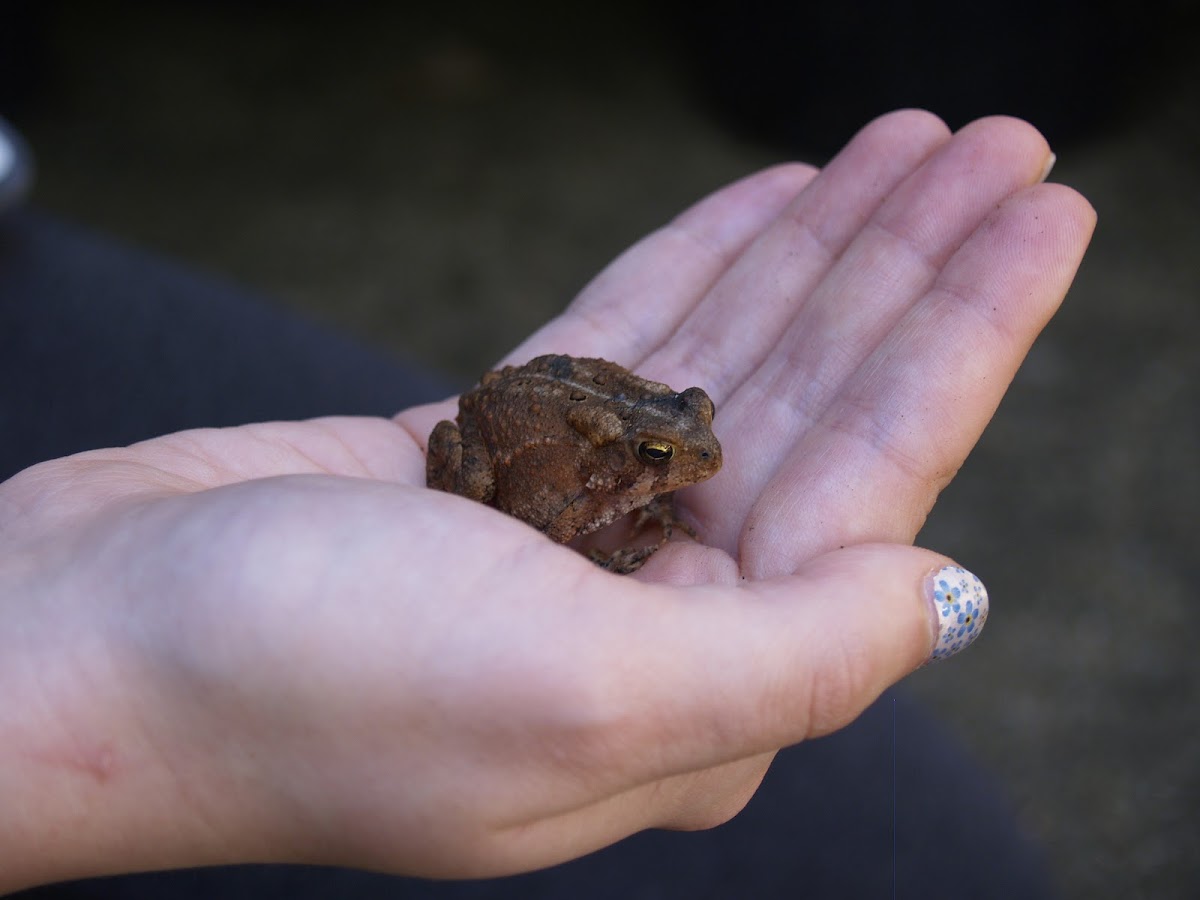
[426,419,497,502]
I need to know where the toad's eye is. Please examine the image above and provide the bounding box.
[637,440,674,464]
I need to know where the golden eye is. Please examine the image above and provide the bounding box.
[637,440,674,464]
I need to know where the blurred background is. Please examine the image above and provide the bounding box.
[2,0,1198,896]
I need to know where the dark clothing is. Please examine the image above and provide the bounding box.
[0,211,446,480]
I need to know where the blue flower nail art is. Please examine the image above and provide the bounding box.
[927,566,989,663]
[934,578,962,611]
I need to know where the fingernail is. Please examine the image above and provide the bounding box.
[925,565,989,663]
[1037,152,1057,183]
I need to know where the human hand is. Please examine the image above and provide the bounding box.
[0,111,1094,890]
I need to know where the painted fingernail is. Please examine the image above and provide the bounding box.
[926,565,989,663]
[1037,152,1057,183]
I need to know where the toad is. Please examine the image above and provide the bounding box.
[426,354,722,573]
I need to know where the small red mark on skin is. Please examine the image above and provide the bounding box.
[31,740,120,785]
[86,746,119,784]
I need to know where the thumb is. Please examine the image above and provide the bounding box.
[608,544,987,777]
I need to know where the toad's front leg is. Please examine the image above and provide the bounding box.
[588,494,691,574]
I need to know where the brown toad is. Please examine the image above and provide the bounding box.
[426,354,722,573]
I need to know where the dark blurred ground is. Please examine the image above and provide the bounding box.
[5,2,1199,897]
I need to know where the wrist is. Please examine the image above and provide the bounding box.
[0,548,280,890]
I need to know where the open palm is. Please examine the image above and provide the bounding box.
[399,111,1090,579]
[0,112,1093,889]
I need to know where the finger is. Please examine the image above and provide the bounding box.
[731,115,1052,428]
[639,109,953,399]
[439,543,962,878]
[695,118,1060,556]
[633,544,954,766]
[394,165,819,450]
[726,115,1052,437]
[535,543,952,800]
[502,162,818,367]
[11,417,429,507]
[738,182,1096,575]
[400,114,952,464]
[397,113,946,459]
[392,166,819,452]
